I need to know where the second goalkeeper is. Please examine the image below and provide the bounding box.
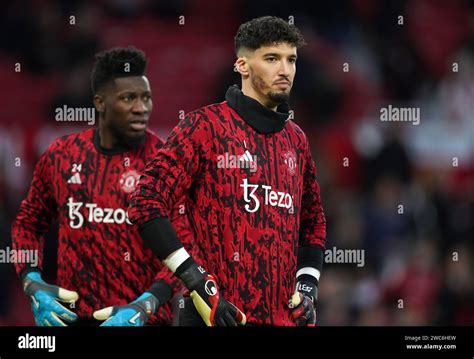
[12,47,192,326]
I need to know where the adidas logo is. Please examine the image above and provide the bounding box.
[239,150,254,163]
[67,172,82,184]
[216,150,257,173]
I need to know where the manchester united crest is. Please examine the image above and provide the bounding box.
[283,150,297,176]
[119,170,140,193]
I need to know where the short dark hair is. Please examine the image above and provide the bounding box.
[91,46,148,94]
[234,16,306,55]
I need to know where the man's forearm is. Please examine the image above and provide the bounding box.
[139,217,184,261]
[139,218,246,326]
[296,244,324,276]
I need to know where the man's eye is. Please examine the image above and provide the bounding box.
[143,95,151,101]
[289,58,296,64]
[266,58,277,62]
[123,96,133,102]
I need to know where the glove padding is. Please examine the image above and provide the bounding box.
[288,278,318,326]
[93,280,171,326]
[177,260,246,326]
[189,274,246,326]
[93,292,157,326]
[289,292,316,326]
[23,271,79,326]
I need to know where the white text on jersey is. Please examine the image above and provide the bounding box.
[67,197,131,228]
[240,179,293,213]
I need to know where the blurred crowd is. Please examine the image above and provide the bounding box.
[0,0,473,325]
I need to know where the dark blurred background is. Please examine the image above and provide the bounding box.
[0,0,473,325]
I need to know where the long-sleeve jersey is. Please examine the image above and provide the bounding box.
[129,86,326,325]
[12,128,192,324]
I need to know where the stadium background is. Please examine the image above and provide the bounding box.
[0,0,473,325]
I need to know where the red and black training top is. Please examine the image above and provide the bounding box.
[129,86,326,326]
[12,128,192,324]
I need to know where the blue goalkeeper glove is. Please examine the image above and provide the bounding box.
[288,278,318,326]
[176,259,246,326]
[93,281,172,326]
[22,271,79,326]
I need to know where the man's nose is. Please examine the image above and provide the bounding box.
[132,100,147,113]
[278,61,291,77]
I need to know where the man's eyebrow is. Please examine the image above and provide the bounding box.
[117,91,136,96]
[117,90,151,95]
[263,53,297,59]
[263,53,281,57]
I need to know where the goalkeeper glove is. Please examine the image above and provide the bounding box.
[93,281,172,326]
[288,277,318,326]
[176,259,246,326]
[22,271,79,326]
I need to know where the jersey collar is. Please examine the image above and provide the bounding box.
[225,85,290,134]
[93,128,128,155]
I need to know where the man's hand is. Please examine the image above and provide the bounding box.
[189,273,246,326]
[93,293,157,326]
[93,281,171,326]
[177,260,246,326]
[288,279,318,326]
[23,271,79,326]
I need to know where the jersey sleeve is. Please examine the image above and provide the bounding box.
[299,137,327,251]
[11,141,60,276]
[153,198,194,292]
[128,112,208,227]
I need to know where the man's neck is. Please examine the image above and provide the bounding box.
[241,82,278,111]
[98,121,116,149]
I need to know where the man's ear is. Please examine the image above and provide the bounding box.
[93,94,105,113]
[235,57,249,77]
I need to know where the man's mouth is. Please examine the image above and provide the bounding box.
[129,119,148,131]
[274,81,291,89]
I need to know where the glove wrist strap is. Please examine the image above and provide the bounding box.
[130,296,159,321]
[175,257,207,290]
[20,268,41,283]
[146,280,173,308]
[296,275,319,302]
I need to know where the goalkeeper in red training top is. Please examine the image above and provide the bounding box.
[11,47,192,326]
[129,16,326,326]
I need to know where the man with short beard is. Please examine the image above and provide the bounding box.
[129,16,327,326]
[12,47,191,326]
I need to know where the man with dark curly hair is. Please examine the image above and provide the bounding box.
[129,16,327,326]
[12,47,191,326]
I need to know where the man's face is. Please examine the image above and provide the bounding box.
[101,76,152,148]
[244,43,297,106]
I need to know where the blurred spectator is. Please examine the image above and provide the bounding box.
[364,176,415,269]
[436,243,474,325]
[381,240,441,325]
